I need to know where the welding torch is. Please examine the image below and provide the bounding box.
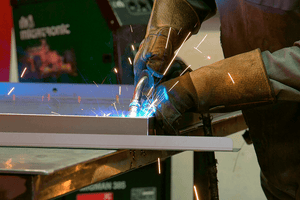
[128,58,190,117]
[128,69,154,117]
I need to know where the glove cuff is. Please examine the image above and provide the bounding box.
[190,49,275,112]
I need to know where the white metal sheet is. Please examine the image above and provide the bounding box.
[0,132,232,151]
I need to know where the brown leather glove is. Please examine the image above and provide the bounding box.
[133,0,201,84]
[154,49,275,135]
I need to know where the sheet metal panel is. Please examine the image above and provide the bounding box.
[0,113,153,135]
[0,132,233,152]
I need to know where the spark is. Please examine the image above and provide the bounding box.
[20,67,27,78]
[194,185,199,200]
[194,47,203,54]
[168,81,179,92]
[114,68,118,73]
[196,34,207,49]
[113,102,119,115]
[131,44,135,51]
[180,65,191,76]
[91,110,98,116]
[143,98,158,117]
[51,111,60,115]
[148,98,158,110]
[104,113,112,117]
[119,86,121,95]
[4,158,12,169]
[101,76,108,84]
[147,86,154,98]
[228,72,235,84]
[165,27,172,49]
[128,57,133,65]
[130,25,133,32]
[7,87,15,96]
[163,32,191,76]
[178,27,182,35]
[207,55,211,60]
[158,158,161,174]
[93,81,98,87]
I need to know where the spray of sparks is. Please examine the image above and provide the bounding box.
[20,67,27,78]
[7,87,15,96]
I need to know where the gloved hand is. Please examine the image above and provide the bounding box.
[154,49,275,135]
[133,0,201,85]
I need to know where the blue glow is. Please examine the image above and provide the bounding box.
[162,88,169,101]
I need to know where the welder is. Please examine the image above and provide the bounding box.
[133,0,300,199]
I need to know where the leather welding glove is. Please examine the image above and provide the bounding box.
[154,49,275,135]
[133,0,216,85]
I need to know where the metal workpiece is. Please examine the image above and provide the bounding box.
[0,113,154,135]
[0,148,178,200]
[0,83,248,200]
[0,83,246,137]
[0,132,233,151]
[179,111,247,137]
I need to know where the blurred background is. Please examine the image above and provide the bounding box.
[1,0,266,199]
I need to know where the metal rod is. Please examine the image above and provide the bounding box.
[193,113,219,200]
[202,113,219,200]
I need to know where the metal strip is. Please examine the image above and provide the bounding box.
[0,132,232,151]
[0,113,153,135]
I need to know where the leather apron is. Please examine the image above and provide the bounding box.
[214,0,300,199]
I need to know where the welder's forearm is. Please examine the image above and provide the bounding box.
[189,49,275,112]
[186,0,217,22]
[262,42,300,102]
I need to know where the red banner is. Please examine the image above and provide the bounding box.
[0,0,13,82]
[77,192,113,200]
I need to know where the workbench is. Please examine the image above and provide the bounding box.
[0,83,247,199]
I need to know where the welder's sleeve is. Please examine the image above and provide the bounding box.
[262,41,300,102]
[185,0,217,22]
